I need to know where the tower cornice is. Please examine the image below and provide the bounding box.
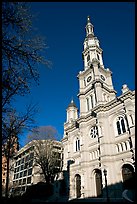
[77,68,92,79]
[83,44,103,54]
[77,79,117,98]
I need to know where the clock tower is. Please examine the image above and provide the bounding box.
[77,16,117,117]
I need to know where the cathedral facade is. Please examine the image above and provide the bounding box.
[62,16,135,200]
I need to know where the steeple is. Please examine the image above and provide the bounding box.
[86,15,94,38]
[83,16,104,70]
[77,16,117,116]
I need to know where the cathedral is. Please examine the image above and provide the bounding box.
[62,16,135,200]
[3,16,135,201]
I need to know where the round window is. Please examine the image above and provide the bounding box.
[101,75,105,81]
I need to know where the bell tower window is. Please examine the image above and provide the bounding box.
[129,114,134,125]
[76,138,80,152]
[90,95,94,109]
[87,55,90,62]
[86,98,90,111]
[97,54,100,61]
[116,116,127,135]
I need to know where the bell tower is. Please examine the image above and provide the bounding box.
[66,99,78,123]
[77,16,117,117]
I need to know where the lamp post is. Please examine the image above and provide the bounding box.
[103,169,109,202]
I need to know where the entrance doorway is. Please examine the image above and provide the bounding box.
[122,164,134,190]
[75,174,81,198]
[95,169,102,197]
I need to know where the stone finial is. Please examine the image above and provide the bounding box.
[122,84,129,93]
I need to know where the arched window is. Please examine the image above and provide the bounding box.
[124,142,127,151]
[103,93,107,102]
[75,174,81,198]
[103,93,106,101]
[95,169,102,197]
[129,114,134,126]
[116,116,127,135]
[122,164,134,190]
[97,54,100,61]
[90,126,98,138]
[120,143,123,152]
[90,95,94,109]
[116,144,119,153]
[126,141,130,150]
[87,55,90,62]
[86,97,90,111]
[76,138,80,152]
[92,151,95,160]
[95,150,98,158]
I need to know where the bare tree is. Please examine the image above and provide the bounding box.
[2,104,38,144]
[2,2,51,112]
[2,2,51,197]
[27,125,60,143]
[34,139,63,184]
[26,126,63,184]
[2,2,51,141]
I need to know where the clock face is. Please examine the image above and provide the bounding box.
[101,75,105,81]
[87,76,92,82]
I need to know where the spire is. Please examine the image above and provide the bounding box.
[71,96,74,103]
[82,16,104,69]
[87,15,90,23]
[86,15,94,38]
[68,98,77,108]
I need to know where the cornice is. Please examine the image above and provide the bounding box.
[78,79,117,97]
[77,68,92,78]
[64,121,79,133]
[80,91,134,121]
[118,90,135,101]
[64,90,134,132]
[82,44,103,55]
[102,83,117,94]
[61,136,68,143]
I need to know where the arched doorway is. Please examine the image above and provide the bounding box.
[75,174,81,198]
[95,169,102,197]
[122,164,134,190]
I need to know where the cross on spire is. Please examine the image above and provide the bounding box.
[87,15,91,23]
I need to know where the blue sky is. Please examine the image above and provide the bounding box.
[14,2,135,147]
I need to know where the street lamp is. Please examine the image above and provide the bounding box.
[103,169,109,202]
